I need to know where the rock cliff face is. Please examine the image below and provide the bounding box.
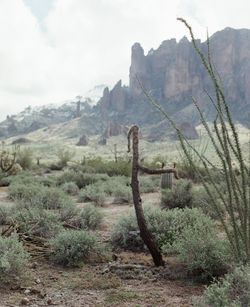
[98,27,250,131]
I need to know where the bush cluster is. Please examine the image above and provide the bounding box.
[50,230,98,267]
[0,234,29,281]
[9,182,72,210]
[161,179,193,209]
[111,206,230,279]
[196,266,250,306]
[78,176,132,205]
[14,207,63,238]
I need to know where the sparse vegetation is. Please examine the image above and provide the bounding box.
[161,179,193,209]
[196,266,250,306]
[50,230,98,267]
[0,234,29,281]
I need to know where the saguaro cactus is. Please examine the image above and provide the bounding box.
[127,125,178,266]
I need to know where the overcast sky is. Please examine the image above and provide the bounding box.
[0,0,249,120]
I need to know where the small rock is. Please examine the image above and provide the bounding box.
[47,298,52,305]
[35,278,41,284]
[20,297,29,305]
[24,289,31,295]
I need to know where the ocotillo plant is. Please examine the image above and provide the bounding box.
[140,19,250,264]
[127,125,178,266]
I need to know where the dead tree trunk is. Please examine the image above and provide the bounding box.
[127,125,178,267]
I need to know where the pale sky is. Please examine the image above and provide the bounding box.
[0,0,250,120]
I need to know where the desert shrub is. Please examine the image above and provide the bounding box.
[57,170,109,189]
[161,179,193,209]
[111,213,143,251]
[50,230,97,266]
[37,176,57,187]
[0,234,29,281]
[8,182,41,202]
[16,147,33,170]
[0,206,12,225]
[195,266,250,307]
[9,182,73,210]
[61,181,79,196]
[83,157,131,177]
[72,204,103,230]
[57,202,80,223]
[78,176,132,205]
[56,148,75,168]
[8,171,35,185]
[139,176,158,193]
[0,175,11,187]
[14,207,63,238]
[78,184,106,206]
[111,206,211,253]
[174,217,230,280]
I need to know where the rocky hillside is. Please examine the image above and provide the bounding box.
[1,27,249,141]
[96,27,250,135]
[0,85,107,139]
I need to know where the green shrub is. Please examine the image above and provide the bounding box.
[83,157,131,177]
[139,176,158,193]
[9,182,73,210]
[0,234,29,281]
[57,170,109,189]
[8,182,41,202]
[17,147,33,170]
[196,266,250,307]
[111,206,230,279]
[56,148,75,168]
[78,184,106,206]
[72,204,103,230]
[111,206,209,253]
[0,206,12,225]
[14,208,63,238]
[37,176,57,187]
[111,213,143,251]
[50,230,97,266]
[161,179,193,209]
[174,217,230,280]
[61,182,79,196]
[57,203,80,223]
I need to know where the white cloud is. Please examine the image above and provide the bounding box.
[0,0,249,120]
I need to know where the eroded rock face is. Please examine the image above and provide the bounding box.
[98,27,250,126]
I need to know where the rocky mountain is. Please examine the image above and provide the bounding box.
[0,85,107,139]
[96,27,250,138]
[1,27,249,141]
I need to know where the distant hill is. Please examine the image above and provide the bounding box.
[1,27,250,141]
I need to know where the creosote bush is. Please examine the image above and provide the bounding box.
[57,170,109,189]
[112,206,230,278]
[72,204,103,230]
[175,217,231,280]
[50,230,98,267]
[161,179,192,209]
[196,266,250,306]
[9,182,73,210]
[14,208,63,238]
[78,176,132,205]
[0,234,29,281]
[61,181,79,196]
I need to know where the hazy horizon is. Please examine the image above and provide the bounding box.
[0,0,250,120]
